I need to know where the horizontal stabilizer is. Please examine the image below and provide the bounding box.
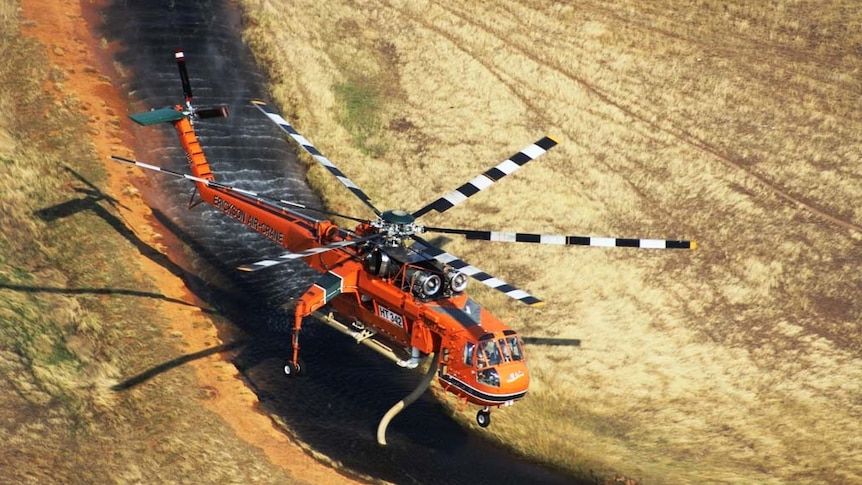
[129,107,187,126]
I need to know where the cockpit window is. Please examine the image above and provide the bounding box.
[477,339,502,368]
[477,368,500,387]
[505,336,523,361]
[470,335,524,369]
[498,338,511,362]
[463,341,475,366]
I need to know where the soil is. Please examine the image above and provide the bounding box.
[19,1,364,483]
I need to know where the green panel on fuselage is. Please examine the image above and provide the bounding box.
[314,272,343,303]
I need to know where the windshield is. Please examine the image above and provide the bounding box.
[471,336,525,388]
[477,339,502,368]
[473,336,524,369]
[504,336,523,361]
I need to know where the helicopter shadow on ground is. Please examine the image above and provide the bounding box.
[29,166,223,314]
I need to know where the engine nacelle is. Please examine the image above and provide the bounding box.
[364,248,463,299]
[445,269,468,293]
[363,249,391,276]
[407,269,442,298]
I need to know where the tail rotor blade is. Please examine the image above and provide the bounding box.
[175,50,193,103]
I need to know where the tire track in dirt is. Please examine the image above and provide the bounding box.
[571,2,859,97]
[389,1,862,236]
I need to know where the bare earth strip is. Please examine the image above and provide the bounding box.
[238,0,862,483]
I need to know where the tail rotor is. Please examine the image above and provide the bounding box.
[175,50,230,121]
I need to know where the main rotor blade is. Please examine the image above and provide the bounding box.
[411,235,544,306]
[237,235,380,272]
[251,100,382,216]
[412,136,558,219]
[109,155,367,224]
[423,226,696,249]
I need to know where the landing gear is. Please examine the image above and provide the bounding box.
[281,273,344,380]
[476,407,491,428]
[284,360,302,376]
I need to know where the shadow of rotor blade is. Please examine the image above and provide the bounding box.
[37,198,209,287]
[111,339,248,391]
[421,235,452,248]
[35,192,184,278]
[34,195,98,222]
[64,165,128,210]
[0,283,219,315]
[34,179,239,307]
[521,337,582,347]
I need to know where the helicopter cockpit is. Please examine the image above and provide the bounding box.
[465,331,525,387]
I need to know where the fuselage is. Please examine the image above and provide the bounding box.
[170,108,530,408]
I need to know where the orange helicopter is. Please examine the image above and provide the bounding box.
[112,51,695,443]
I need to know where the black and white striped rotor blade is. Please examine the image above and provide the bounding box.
[423,227,696,249]
[412,136,558,219]
[411,236,543,306]
[237,235,379,273]
[251,100,381,216]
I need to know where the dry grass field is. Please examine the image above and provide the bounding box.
[237,1,862,483]
[0,3,314,483]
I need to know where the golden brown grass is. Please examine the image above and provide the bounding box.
[238,0,862,483]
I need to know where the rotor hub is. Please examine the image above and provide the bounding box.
[372,210,423,246]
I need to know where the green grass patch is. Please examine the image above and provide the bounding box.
[333,79,387,157]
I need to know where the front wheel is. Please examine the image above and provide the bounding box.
[476,409,491,428]
[284,360,302,376]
